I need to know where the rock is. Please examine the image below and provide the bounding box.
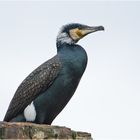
[0,122,92,139]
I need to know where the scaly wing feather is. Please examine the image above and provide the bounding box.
[4,56,62,121]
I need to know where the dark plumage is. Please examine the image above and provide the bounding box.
[4,23,104,124]
[4,56,62,122]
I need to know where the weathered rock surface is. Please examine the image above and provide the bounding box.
[0,122,92,139]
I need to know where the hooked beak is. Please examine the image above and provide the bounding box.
[69,25,104,43]
[81,25,105,36]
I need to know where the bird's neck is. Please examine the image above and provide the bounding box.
[56,32,76,46]
[56,43,88,64]
[57,42,75,52]
[57,42,88,78]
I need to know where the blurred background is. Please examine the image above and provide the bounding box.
[0,1,140,140]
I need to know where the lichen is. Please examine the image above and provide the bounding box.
[0,122,92,139]
[72,131,77,139]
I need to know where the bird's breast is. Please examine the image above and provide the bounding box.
[58,46,88,86]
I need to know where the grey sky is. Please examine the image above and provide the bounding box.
[0,1,140,140]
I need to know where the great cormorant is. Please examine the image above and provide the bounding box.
[4,23,104,124]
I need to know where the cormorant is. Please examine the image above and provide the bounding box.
[4,23,104,124]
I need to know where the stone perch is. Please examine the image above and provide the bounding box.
[0,122,92,139]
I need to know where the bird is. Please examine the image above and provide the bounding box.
[3,23,104,124]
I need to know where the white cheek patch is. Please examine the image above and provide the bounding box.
[24,101,36,122]
[57,32,74,45]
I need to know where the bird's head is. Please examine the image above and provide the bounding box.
[57,23,104,46]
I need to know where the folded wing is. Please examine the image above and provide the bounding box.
[4,56,62,121]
